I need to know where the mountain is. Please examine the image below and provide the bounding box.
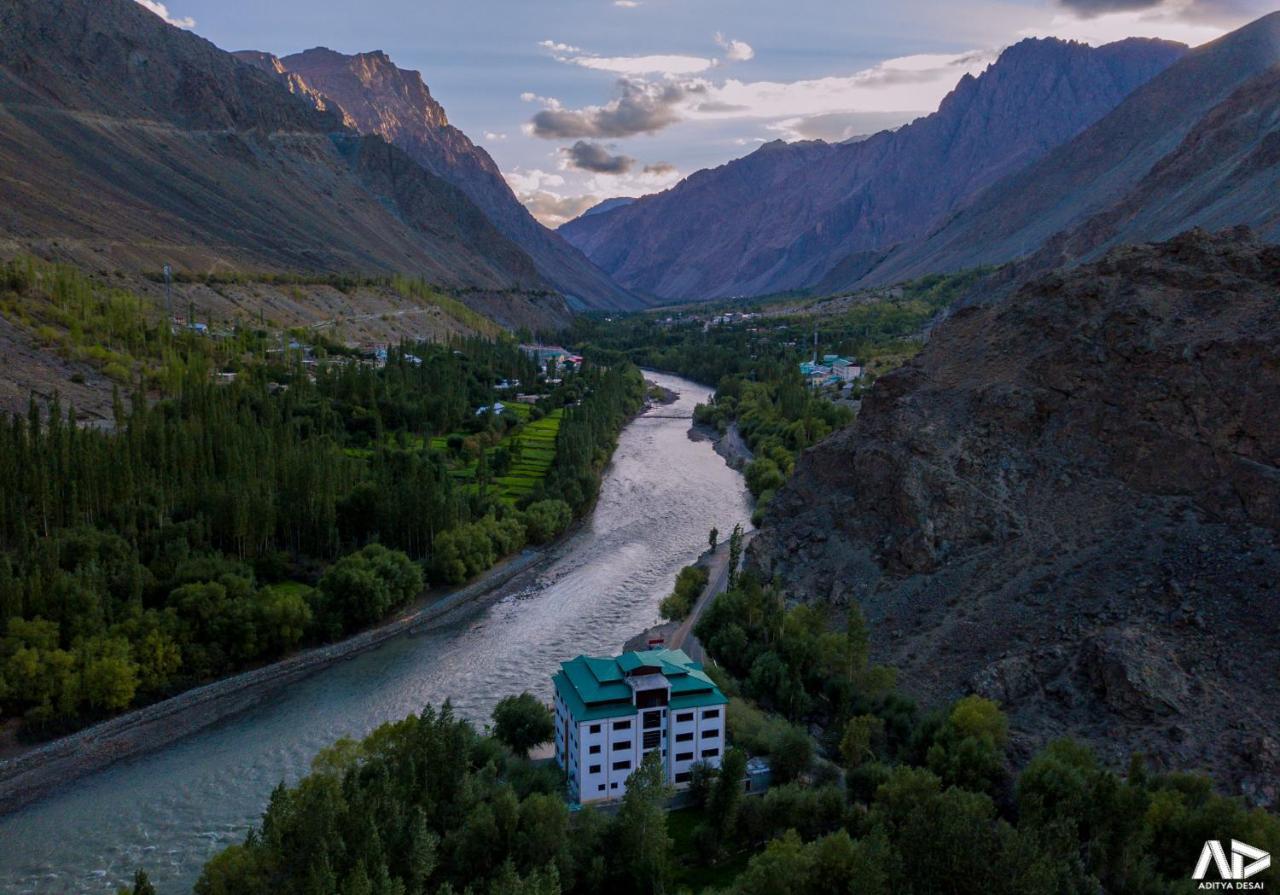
[860,11,1280,288]
[0,0,548,295]
[750,228,1280,804]
[558,37,1187,301]
[236,47,641,311]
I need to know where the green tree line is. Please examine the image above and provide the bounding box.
[0,341,641,735]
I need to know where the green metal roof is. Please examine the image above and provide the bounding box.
[554,648,727,722]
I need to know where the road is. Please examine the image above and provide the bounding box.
[668,530,755,663]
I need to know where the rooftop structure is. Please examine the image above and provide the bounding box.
[553,648,728,803]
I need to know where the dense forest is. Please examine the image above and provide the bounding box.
[0,335,642,735]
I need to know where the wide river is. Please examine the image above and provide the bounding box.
[0,371,752,895]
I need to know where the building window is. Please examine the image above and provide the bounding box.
[611,782,618,789]
[613,740,631,751]
[598,784,606,791]
[701,728,719,739]
[675,732,693,742]
[589,744,601,754]
[589,764,601,774]
[702,748,720,758]
[675,712,694,723]
[676,752,693,762]
[675,771,691,783]
[613,719,632,731]
[702,708,720,720]
[612,760,631,771]
[589,723,601,733]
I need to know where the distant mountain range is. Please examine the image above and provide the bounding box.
[559,36,1189,300]
[861,11,1280,289]
[234,47,641,310]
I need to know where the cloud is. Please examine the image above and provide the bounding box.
[526,49,993,144]
[688,50,995,124]
[537,33,758,77]
[528,79,690,138]
[1025,0,1246,43]
[562,140,636,174]
[134,0,195,28]
[614,0,641,6]
[1053,0,1263,21]
[767,110,921,142]
[538,40,584,55]
[643,162,676,175]
[521,191,602,227]
[714,33,755,62]
[484,131,509,142]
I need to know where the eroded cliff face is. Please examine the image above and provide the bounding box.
[750,229,1280,805]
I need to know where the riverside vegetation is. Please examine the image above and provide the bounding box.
[570,271,987,523]
[182,584,1280,895]
[0,268,643,736]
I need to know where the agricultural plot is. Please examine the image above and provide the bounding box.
[422,406,563,504]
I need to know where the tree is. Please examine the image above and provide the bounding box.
[839,715,885,773]
[117,869,157,895]
[706,747,748,850]
[614,750,673,893]
[708,527,719,551]
[492,692,554,757]
[727,524,744,588]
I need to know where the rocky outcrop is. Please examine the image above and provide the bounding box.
[0,0,556,307]
[559,37,1186,300]
[749,229,1280,805]
[239,47,641,310]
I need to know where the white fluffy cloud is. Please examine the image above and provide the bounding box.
[714,33,755,62]
[133,0,195,28]
[614,0,641,6]
[537,33,756,77]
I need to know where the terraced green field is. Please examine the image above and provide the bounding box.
[423,405,563,504]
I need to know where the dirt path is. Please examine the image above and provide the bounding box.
[669,531,754,662]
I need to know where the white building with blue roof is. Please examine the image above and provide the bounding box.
[552,648,728,803]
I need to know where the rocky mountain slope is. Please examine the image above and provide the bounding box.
[235,47,640,310]
[860,11,1280,289]
[0,0,548,296]
[749,229,1280,804]
[559,37,1186,301]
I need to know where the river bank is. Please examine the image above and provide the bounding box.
[690,419,754,471]
[0,545,555,815]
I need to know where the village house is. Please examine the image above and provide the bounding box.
[553,648,728,803]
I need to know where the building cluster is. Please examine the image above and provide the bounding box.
[800,354,863,388]
[553,648,728,804]
[521,344,582,370]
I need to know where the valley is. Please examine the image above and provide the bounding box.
[0,0,1277,893]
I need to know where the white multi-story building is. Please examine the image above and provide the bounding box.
[552,648,729,803]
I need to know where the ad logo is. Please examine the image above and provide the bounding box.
[1194,840,1270,891]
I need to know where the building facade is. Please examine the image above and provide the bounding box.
[552,648,728,803]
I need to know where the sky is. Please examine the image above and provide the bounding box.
[138,0,1271,226]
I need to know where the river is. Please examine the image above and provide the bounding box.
[0,371,752,895]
